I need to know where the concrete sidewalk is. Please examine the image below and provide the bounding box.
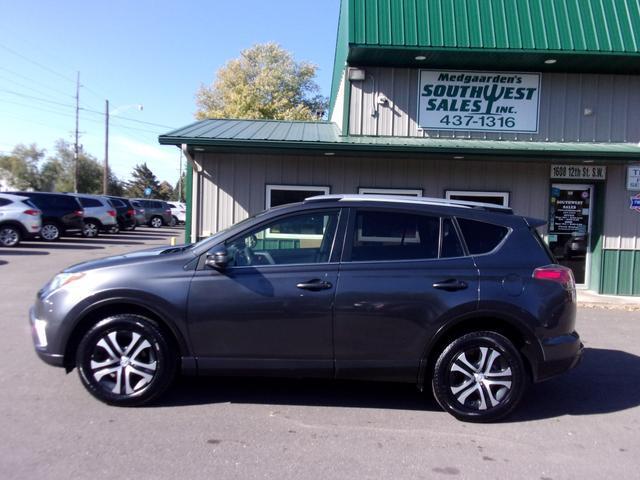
[577,290,640,311]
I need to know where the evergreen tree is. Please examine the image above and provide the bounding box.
[125,163,160,197]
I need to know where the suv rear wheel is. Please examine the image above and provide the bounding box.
[76,315,176,406]
[0,225,21,247]
[82,220,100,238]
[432,331,526,422]
[40,222,61,241]
[150,216,163,228]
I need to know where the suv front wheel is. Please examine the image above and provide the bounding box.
[432,331,526,422]
[76,315,176,406]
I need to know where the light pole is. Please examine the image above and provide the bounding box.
[103,102,143,194]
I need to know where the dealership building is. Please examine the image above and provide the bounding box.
[160,0,640,296]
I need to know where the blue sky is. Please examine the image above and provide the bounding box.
[0,0,341,185]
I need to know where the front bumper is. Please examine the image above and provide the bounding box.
[29,307,65,367]
[534,331,583,382]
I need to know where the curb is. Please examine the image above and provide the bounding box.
[578,302,640,311]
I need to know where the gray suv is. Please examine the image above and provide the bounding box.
[68,194,119,237]
[131,199,172,228]
[30,195,582,422]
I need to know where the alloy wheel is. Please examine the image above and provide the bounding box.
[83,222,99,238]
[0,226,20,247]
[41,223,60,241]
[89,330,158,396]
[449,346,512,411]
[151,217,162,228]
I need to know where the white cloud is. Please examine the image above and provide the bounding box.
[109,135,182,182]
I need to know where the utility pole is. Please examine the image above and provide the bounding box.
[73,71,80,193]
[103,99,109,195]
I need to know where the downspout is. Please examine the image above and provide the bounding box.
[181,144,202,243]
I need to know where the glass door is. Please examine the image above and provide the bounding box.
[547,184,594,285]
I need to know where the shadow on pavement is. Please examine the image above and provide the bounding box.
[511,347,640,421]
[160,377,436,412]
[19,242,104,250]
[0,249,50,256]
[157,348,640,420]
[59,238,146,246]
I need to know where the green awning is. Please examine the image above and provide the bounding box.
[159,119,640,161]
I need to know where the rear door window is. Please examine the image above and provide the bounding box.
[348,210,440,262]
[0,198,11,207]
[456,218,509,254]
[441,218,465,258]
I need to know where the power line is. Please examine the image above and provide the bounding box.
[0,43,76,84]
[0,66,75,99]
[0,88,78,110]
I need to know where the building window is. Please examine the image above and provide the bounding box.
[358,187,423,197]
[445,190,510,207]
[266,184,330,209]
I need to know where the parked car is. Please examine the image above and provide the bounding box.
[105,196,137,231]
[67,194,118,238]
[167,202,186,226]
[5,191,83,241]
[129,200,147,226]
[30,194,582,422]
[131,198,172,228]
[0,193,42,247]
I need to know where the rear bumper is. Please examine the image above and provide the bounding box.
[534,331,583,382]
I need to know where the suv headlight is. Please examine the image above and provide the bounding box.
[47,272,85,294]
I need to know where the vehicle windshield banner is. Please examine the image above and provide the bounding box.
[418,70,541,133]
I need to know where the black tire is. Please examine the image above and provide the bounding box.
[170,216,178,227]
[40,221,61,241]
[82,220,100,238]
[108,225,120,234]
[76,315,177,407]
[432,331,527,422]
[150,216,163,228]
[0,224,21,247]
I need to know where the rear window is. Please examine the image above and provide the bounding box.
[167,203,176,208]
[110,198,126,207]
[79,197,102,208]
[0,198,11,207]
[457,218,509,254]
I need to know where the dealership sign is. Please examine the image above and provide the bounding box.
[418,70,541,133]
[631,193,640,213]
[627,165,640,191]
[550,165,607,180]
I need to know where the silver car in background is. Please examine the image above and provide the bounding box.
[67,194,119,238]
[0,193,42,247]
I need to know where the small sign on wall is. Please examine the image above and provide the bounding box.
[550,165,606,180]
[627,165,640,191]
[631,193,640,213]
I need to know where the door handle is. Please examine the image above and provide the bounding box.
[432,279,468,291]
[296,279,333,291]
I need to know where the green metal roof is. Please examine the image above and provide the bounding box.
[349,0,640,53]
[159,119,640,160]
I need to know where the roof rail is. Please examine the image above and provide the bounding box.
[304,194,513,214]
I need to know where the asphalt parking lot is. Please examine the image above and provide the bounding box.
[1,229,639,480]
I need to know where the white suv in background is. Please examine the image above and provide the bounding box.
[167,202,186,226]
[0,193,42,247]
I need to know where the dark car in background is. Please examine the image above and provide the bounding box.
[6,191,84,241]
[30,194,582,422]
[105,196,137,231]
[129,200,147,226]
[131,198,172,228]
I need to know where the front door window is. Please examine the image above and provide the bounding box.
[547,184,593,285]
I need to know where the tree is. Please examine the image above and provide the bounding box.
[195,42,327,121]
[0,144,46,190]
[157,181,174,200]
[47,140,104,194]
[174,171,186,202]
[125,163,160,198]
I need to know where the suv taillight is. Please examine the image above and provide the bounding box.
[24,209,41,216]
[107,210,116,217]
[165,208,171,213]
[533,265,575,290]
[127,209,135,216]
[74,209,84,217]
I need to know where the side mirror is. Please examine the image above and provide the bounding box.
[205,248,229,269]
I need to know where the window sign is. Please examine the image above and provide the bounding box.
[627,165,640,191]
[418,70,541,133]
[550,165,606,180]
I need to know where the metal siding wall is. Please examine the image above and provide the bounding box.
[196,152,549,237]
[603,164,640,250]
[348,68,640,143]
